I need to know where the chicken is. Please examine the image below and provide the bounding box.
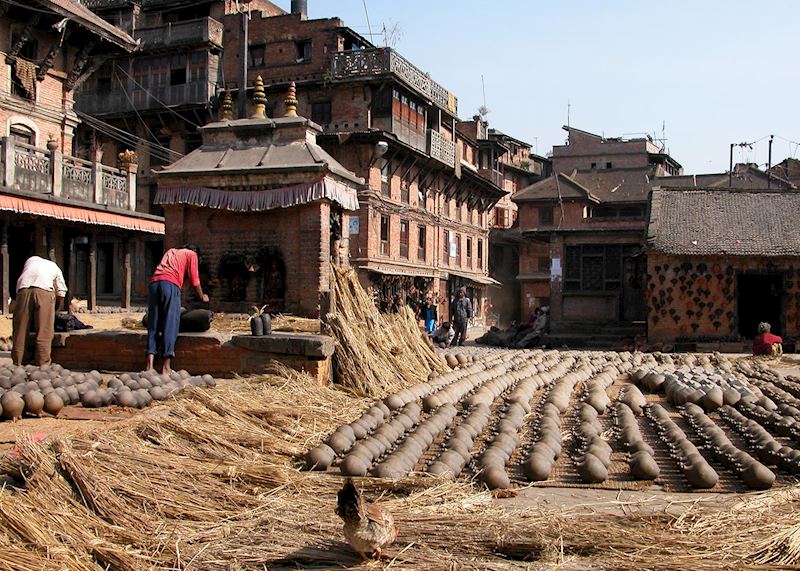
[335,478,398,560]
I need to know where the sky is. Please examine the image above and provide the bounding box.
[272,1,800,174]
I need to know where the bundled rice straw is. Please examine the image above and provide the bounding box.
[328,265,447,397]
[2,367,800,569]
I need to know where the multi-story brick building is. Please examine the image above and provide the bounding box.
[154,82,363,316]
[82,0,507,321]
[0,0,164,312]
[513,126,682,330]
[455,115,550,326]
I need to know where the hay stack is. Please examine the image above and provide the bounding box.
[327,265,447,397]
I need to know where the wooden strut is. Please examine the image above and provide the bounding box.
[69,53,109,92]
[65,41,97,91]
[5,16,40,64]
[37,27,72,82]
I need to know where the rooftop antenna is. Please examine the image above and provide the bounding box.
[477,74,489,119]
[567,100,571,127]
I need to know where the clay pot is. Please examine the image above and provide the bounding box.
[250,317,264,336]
[260,313,272,335]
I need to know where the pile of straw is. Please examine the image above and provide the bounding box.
[327,265,447,397]
[1,366,800,569]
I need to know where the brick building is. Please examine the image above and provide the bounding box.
[75,0,285,214]
[223,5,506,321]
[455,115,550,326]
[81,0,507,321]
[512,126,682,331]
[0,0,164,312]
[154,82,362,316]
[646,189,800,350]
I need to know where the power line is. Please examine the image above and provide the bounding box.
[114,65,202,129]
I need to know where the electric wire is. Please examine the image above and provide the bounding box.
[114,64,202,129]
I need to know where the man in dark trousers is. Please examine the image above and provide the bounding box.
[450,287,473,347]
[753,321,783,357]
[146,244,209,374]
[12,255,67,366]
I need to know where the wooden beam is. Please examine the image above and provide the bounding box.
[87,233,97,311]
[389,155,408,179]
[122,237,131,309]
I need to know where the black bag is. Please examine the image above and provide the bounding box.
[141,309,213,332]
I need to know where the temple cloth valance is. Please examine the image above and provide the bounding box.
[155,177,360,212]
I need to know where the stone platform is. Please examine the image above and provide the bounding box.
[49,329,334,383]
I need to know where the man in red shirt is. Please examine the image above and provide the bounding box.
[753,322,783,357]
[146,245,209,373]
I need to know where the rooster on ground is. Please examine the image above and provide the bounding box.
[335,478,398,560]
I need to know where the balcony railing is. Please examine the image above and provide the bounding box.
[331,48,458,115]
[428,130,456,168]
[134,17,224,50]
[1,138,137,211]
[76,80,214,115]
[479,168,503,187]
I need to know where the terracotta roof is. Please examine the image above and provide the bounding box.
[36,0,138,50]
[646,189,800,257]
[512,172,599,203]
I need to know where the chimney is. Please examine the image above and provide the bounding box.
[291,0,307,19]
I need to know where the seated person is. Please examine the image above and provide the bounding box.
[753,321,783,357]
[431,322,455,348]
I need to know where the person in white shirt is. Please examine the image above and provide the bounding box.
[12,255,67,366]
[431,322,455,348]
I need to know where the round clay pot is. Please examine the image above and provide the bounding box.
[250,317,264,336]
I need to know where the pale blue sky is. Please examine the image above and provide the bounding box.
[275,1,799,174]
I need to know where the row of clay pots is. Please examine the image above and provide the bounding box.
[647,404,718,488]
[477,399,530,490]
[428,403,491,478]
[683,403,775,489]
[719,405,800,475]
[737,399,800,441]
[573,402,612,483]
[374,403,458,478]
[338,402,422,476]
[614,401,659,480]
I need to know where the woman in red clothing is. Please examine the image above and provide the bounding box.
[753,322,783,357]
[146,244,209,373]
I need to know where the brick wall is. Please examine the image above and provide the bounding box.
[163,201,328,317]
[647,253,800,343]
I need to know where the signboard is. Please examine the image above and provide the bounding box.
[348,216,359,235]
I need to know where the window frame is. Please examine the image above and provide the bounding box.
[380,215,390,256]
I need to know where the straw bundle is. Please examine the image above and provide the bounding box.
[3,365,800,569]
[328,265,447,397]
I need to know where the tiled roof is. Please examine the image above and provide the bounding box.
[646,189,800,257]
[572,169,652,203]
[512,172,598,203]
[38,0,138,50]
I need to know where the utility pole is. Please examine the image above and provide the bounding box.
[729,143,734,187]
[767,134,774,189]
[237,2,251,119]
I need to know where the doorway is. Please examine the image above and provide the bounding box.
[737,273,783,338]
